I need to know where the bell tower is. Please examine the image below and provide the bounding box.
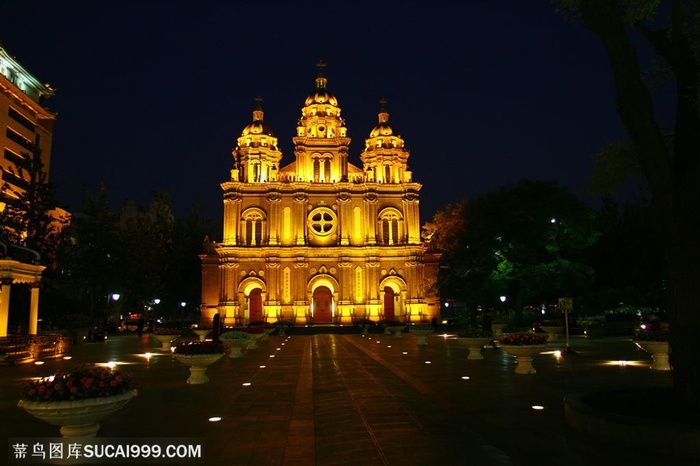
[292,61,351,182]
[360,99,412,184]
[231,97,282,183]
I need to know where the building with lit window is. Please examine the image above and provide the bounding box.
[0,45,56,211]
[200,65,440,326]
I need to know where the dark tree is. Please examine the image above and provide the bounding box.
[556,0,700,409]
[428,180,598,327]
[0,146,66,265]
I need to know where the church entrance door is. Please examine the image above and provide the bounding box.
[249,288,263,323]
[384,287,396,320]
[313,286,333,322]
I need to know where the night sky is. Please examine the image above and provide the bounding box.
[0,1,630,225]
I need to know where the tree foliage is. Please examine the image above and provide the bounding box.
[430,180,598,325]
[0,147,66,264]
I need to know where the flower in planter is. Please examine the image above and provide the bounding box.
[378,319,403,327]
[457,327,493,338]
[499,333,548,346]
[173,340,226,355]
[411,323,434,331]
[153,327,181,335]
[355,318,375,326]
[21,365,136,402]
[241,326,264,334]
[248,321,272,328]
[633,328,669,342]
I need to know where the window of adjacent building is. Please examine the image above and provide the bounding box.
[3,148,25,166]
[6,128,33,151]
[8,107,36,132]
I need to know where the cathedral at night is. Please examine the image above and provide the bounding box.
[200,64,440,327]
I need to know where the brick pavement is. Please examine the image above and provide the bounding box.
[0,330,690,465]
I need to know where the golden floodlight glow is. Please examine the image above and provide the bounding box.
[34,361,44,365]
[425,361,431,364]
[242,382,251,386]
[62,356,72,360]
[259,365,266,368]
[462,376,470,380]
[532,405,545,410]
[387,345,392,348]
[602,360,647,367]
[402,351,408,355]
[208,417,222,422]
[269,355,276,358]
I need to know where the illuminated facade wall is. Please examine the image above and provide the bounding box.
[0,46,56,211]
[201,67,440,326]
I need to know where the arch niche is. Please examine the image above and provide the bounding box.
[380,277,406,322]
[307,274,339,323]
[238,277,266,324]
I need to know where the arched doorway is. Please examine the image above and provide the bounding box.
[384,286,396,320]
[249,288,263,323]
[313,286,333,322]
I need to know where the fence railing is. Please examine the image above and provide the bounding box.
[0,333,72,364]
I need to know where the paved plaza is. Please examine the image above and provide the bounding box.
[0,330,691,465]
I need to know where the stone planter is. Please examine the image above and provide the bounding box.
[192,329,210,342]
[245,332,264,349]
[153,334,179,351]
[410,327,433,345]
[540,326,564,341]
[174,353,224,384]
[387,325,406,339]
[500,344,548,374]
[261,328,275,341]
[634,340,671,371]
[220,332,252,358]
[455,337,494,360]
[18,390,137,437]
[491,323,507,337]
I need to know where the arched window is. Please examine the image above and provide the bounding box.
[378,209,403,245]
[242,209,266,245]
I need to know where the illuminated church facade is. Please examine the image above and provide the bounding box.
[200,66,440,326]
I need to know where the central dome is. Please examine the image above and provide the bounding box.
[304,75,339,107]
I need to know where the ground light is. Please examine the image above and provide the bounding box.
[532,405,545,410]
[208,417,222,422]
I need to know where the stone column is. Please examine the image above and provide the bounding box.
[0,278,12,337]
[28,282,41,335]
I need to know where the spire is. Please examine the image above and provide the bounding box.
[252,96,264,122]
[378,97,389,124]
[315,59,327,90]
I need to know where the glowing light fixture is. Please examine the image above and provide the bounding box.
[209,417,222,422]
[532,405,545,410]
[462,376,470,380]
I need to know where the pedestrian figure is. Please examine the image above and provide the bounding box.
[137,317,145,338]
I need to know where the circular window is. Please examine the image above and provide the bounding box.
[307,207,337,236]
